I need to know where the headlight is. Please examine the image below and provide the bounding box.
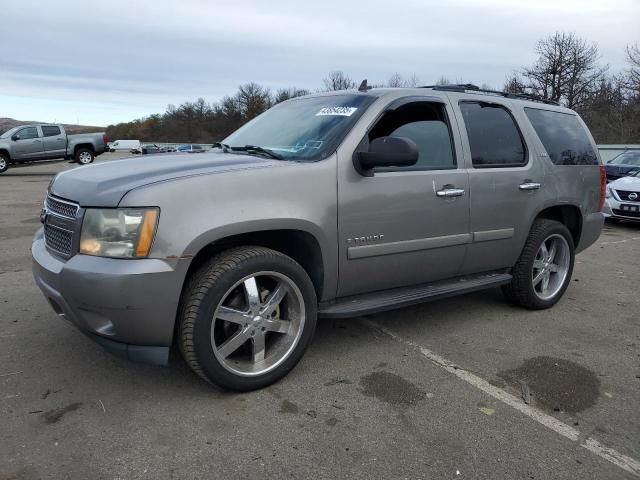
[606,186,613,198]
[80,208,159,258]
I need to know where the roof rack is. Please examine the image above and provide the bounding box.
[421,83,560,106]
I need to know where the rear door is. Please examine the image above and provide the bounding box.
[41,125,66,158]
[449,97,547,274]
[12,126,44,160]
[337,97,470,297]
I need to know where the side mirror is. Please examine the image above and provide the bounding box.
[355,136,418,176]
[11,134,19,141]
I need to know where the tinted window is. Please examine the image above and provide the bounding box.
[368,102,455,170]
[17,127,39,140]
[460,102,526,167]
[41,126,61,137]
[524,108,597,165]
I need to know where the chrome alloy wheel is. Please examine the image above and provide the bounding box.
[0,157,6,170]
[211,271,305,377]
[532,233,571,301]
[78,151,93,164]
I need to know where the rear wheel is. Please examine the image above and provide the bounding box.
[75,148,94,165]
[0,154,9,173]
[503,219,575,309]
[178,246,317,391]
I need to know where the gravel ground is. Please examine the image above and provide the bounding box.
[1,154,639,479]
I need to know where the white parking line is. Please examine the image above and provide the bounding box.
[599,236,640,246]
[362,318,640,477]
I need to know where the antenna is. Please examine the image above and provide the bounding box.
[358,79,368,92]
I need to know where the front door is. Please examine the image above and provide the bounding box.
[337,98,470,297]
[12,126,44,160]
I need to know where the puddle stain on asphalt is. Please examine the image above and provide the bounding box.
[497,356,600,414]
[279,399,300,414]
[41,402,82,424]
[359,371,425,406]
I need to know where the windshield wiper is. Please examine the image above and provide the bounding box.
[212,142,230,152]
[229,145,284,160]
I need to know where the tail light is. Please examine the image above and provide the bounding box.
[598,165,606,212]
[103,133,109,145]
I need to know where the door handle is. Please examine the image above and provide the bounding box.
[436,187,465,198]
[519,182,541,191]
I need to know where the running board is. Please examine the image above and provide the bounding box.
[318,272,512,319]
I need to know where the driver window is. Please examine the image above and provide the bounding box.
[17,127,39,140]
[368,102,456,170]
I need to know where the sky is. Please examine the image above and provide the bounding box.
[1,0,638,126]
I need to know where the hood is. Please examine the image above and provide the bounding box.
[51,151,281,206]
[606,163,640,175]
[610,175,640,191]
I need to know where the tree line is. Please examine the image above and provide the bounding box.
[106,33,640,144]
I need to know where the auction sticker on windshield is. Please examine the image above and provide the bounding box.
[316,106,358,116]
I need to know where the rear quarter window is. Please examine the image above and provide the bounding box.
[524,108,598,165]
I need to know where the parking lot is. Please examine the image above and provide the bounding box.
[1,155,639,479]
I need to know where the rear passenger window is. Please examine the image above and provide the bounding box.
[41,126,61,137]
[524,108,598,165]
[368,102,455,170]
[460,102,526,167]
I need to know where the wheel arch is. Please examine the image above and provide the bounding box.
[0,149,10,160]
[183,228,327,302]
[534,204,583,247]
[74,143,95,154]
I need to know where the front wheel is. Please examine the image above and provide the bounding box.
[178,246,317,391]
[75,148,94,165]
[503,219,575,309]
[0,153,9,173]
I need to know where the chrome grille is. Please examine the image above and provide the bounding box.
[44,223,74,256]
[615,190,640,202]
[46,195,79,219]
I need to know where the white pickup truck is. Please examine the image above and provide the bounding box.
[0,124,108,174]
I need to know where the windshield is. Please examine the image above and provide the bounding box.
[223,94,375,161]
[609,151,640,166]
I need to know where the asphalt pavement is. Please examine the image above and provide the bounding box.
[1,155,639,479]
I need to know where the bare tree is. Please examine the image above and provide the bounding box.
[236,83,271,120]
[323,71,356,91]
[387,73,404,88]
[435,76,451,86]
[388,73,421,88]
[503,73,527,94]
[522,32,607,108]
[273,87,310,104]
[626,43,640,93]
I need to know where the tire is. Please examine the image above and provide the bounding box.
[0,153,9,174]
[502,219,575,310]
[178,246,318,391]
[75,147,94,165]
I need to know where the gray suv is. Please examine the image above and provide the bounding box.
[32,85,605,391]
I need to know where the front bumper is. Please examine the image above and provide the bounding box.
[32,229,190,365]
[603,198,640,222]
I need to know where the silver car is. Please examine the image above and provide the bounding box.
[32,85,604,391]
[603,171,640,221]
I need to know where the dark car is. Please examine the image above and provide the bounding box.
[141,144,162,155]
[605,151,640,181]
